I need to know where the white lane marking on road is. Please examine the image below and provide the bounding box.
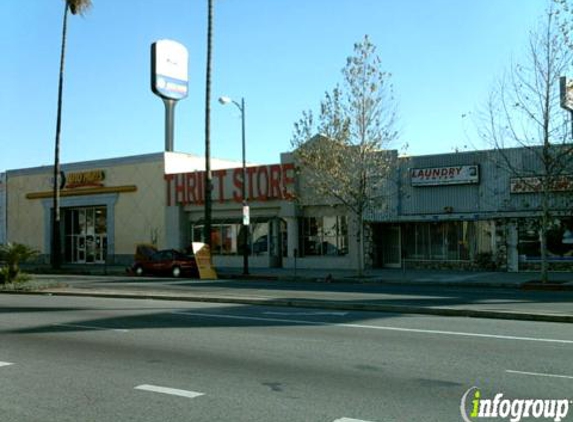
[173,311,573,344]
[0,362,14,367]
[506,370,573,380]
[54,323,129,333]
[134,384,205,399]
[333,418,378,422]
[264,311,348,316]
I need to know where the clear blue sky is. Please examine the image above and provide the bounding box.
[0,0,547,172]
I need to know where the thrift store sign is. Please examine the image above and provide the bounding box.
[165,163,295,206]
[411,165,479,187]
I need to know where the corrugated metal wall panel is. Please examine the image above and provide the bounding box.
[365,145,573,222]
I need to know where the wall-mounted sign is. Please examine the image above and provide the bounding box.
[151,39,189,101]
[64,170,105,189]
[510,175,573,194]
[411,165,479,187]
[165,163,296,206]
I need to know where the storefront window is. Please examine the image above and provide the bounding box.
[402,221,486,262]
[300,216,348,256]
[208,224,240,255]
[430,223,445,259]
[251,223,269,256]
[192,222,269,256]
[518,217,573,261]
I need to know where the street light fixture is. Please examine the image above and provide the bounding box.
[219,95,249,275]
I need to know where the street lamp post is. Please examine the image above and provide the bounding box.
[219,96,249,275]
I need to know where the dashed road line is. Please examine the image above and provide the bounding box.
[0,362,14,367]
[333,418,379,422]
[134,384,205,399]
[506,370,573,380]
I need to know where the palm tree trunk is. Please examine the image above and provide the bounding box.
[52,3,69,269]
[203,0,213,249]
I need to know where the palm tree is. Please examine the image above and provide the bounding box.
[51,0,92,269]
[0,243,39,284]
[203,0,213,249]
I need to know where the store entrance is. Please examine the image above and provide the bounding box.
[373,224,402,268]
[63,206,107,264]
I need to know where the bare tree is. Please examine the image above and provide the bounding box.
[477,6,573,282]
[52,0,92,269]
[291,35,399,276]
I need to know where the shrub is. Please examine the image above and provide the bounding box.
[0,243,39,284]
[474,252,497,270]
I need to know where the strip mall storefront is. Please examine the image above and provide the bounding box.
[4,146,572,272]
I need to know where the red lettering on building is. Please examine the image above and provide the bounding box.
[186,172,197,204]
[269,164,282,199]
[232,168,243,202]
[165,163,296,206]
[214,169,227,203]
[282,163,295,199]
[257,166,269,200]
[246,167,257,200]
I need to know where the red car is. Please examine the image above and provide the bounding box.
[132,249,198,278]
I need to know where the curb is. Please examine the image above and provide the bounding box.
[223,275,573,291]
[520,283,573,291]
[4,288,572,324]
[221,274,522,289]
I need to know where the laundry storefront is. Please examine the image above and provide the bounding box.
[368,147,573,272]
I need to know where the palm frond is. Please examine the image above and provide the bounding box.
[66,0,92,16]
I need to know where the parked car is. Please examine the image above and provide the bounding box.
[132,248,198,278]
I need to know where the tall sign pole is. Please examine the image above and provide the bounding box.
[151,40,189,151]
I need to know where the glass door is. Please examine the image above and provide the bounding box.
[64,206,107,264]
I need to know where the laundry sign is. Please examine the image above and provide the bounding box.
[411,165,479,186]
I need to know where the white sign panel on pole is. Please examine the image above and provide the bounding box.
[151,39,189,101]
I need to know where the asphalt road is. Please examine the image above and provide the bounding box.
[1,294,572,422]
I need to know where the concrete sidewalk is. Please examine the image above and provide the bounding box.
[4,266,572,324]
[216,266,573,290]
[27,263,573,289]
